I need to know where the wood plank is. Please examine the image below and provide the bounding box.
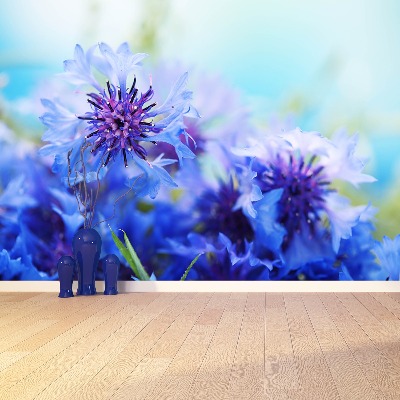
[226,293,265,399]
[1,292,400,400]
[303,293,382,400]
[355,293,400,335]
[0,292,43,303]
[0,319,60,352]
[5,293,165,400]
[144,293,231,400]
[0,294,84,339]
[69,292,195,400]
[110,293,211,400]
[9,296,107,352]
[186,293,248,400]
[371,292,400,319]
[113,357,173,400]
[0,293,55,328]
[337,293,400,387]
[263,293,300,400]
[146,293,213,359]
[0,351,30,373]
[34,292,177,400]
[385,292,400,305]
[4,294,138,399]
[284,293,340,400]
[320,293,400,400]
[0,294,124,392]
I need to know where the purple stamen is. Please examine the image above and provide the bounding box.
[106,81,113,98]
[87,99,102,110]
[79,78,160,167]
[122,149,128,168]
[262,154,332,237]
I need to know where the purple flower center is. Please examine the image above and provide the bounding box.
[261,154,332,235]
[78,78,160,168]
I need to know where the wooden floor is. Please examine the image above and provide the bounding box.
[0,292,400,400]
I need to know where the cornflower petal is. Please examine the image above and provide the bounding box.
[374,235,400,280]
[128,156,177,199]
[149,72,193,116]
[324,193,365,252]
[232,165,263,218]
[322,130,377,187]
[99,42,147,94]
[252,189,286,253]
[63,44,102,91]
[40,99,82,141]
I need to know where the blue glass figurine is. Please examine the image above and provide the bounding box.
[73,228,102,295]
[57,255,75,298]
[103,254,120,295]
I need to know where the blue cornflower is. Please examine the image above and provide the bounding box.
[234,128,376,268]
[40,43,197,199]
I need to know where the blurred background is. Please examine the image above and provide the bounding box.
[0,0,399,239]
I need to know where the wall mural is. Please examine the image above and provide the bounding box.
[0,1,399,281]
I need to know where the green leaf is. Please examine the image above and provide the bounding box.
[121,229,150,281]
[180,253,203,281]
[109,226,142,280]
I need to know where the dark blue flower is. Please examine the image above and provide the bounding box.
[160,162,277,280]
[194,176,254,250]
[163,232,271,280]
[0,142,82,279]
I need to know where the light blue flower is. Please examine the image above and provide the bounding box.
[0,142,82,279]
[40,42,197,201]
[233,127,375,268]
[147,64,248,161]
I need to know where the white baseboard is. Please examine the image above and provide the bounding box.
[0,281,398,293]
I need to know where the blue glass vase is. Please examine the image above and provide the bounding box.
[57,255,75,298]
[73,228,102,296]
[103,254,120,295]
